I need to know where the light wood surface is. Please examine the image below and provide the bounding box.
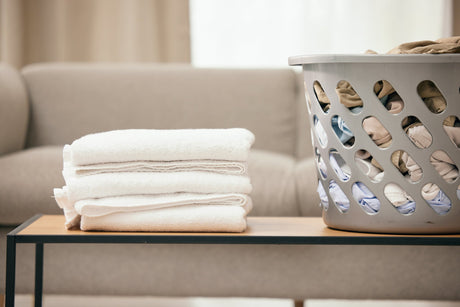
[17,215,460,238]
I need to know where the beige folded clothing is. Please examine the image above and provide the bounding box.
[388,36,460,54]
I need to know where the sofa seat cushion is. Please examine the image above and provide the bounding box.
[248,150,298,216]
[0,146,299,225]
[295,157,322,216]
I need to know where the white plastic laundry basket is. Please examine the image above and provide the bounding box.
[289,54,460,234]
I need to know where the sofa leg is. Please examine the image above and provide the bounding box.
[0,294,4,307]
[294,300,304,307]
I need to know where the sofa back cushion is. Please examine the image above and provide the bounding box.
[0,64,29,155]
[22,64,303,156]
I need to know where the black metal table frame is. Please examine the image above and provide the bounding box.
[5,214,460,307]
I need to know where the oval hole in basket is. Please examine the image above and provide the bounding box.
[331,115,355,147]
[391,150,422,183]
[442,115,460,148]
[352,182,380,215]
[362,116,392,148]
[354,149,384,182]
[430,150,459,183]
[384,183,415,215]
[313,115,328,147]
[373,80,404,114]
[402,116,432,149]
[315,147,327,179]
[313,81,330,113]
[335,80,363,113]
[328,180,350,213]
[329,149,351,181]
[417,80,447,114]
[422,183,451,215]
[317,180,329,211]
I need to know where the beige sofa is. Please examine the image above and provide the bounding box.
[1,63,459,302]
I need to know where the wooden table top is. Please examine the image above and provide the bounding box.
[9,215,460,246]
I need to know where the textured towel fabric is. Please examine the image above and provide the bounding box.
[73,193,252,217]
[80,204,250,232]
[66,128,255,165]
[59,171,252,203]
[67,160,248,177]
[54,128,255,232]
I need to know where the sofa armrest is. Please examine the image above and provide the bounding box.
[295,156,322,217]
[0,63,28,156]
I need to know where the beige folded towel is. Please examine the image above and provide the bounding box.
[80,204,251,232]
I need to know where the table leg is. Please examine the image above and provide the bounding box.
[34,243,44,307]
[5,235,16,307]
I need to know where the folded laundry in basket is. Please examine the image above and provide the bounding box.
[328,180,350,212]
[80,204,251,232]
[384,183,416,214]
[66,128,255,166]
[317,181,329,209]
[404,125,459,184]
[73,193,252,218]
[362,116,392,147]
[424,190,453,215]
[58,171,252,203]
[351,182,380,214]
[354,157,384,182]
[331,115,355,144]
[443,125,460,148]
[335,80,364,108]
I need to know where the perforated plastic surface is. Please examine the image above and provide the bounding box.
[290,54,460,234]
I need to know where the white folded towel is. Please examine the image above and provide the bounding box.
[65,160,249,177]
[66,128,255,165]
[74,193,252,217]
[54,187,81,229]
[80,204,250,232]
[59,171,252,202]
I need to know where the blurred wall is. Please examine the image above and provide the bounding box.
[0,0,190,68]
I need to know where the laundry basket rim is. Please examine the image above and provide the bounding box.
[288,54,460,66]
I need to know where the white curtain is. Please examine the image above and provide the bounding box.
[190,0,453,67]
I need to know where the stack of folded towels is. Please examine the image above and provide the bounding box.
[54,128,255,232]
